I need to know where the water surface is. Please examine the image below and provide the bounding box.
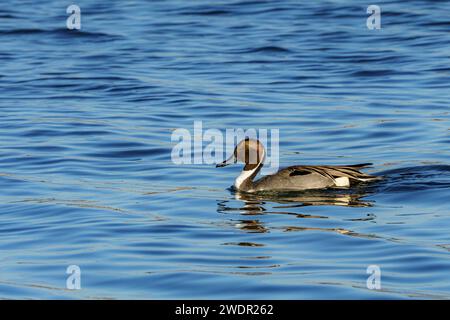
[0,0,450,299]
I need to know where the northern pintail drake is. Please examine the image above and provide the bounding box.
[216,138,381,193]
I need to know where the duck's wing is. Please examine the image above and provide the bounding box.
[283,163,380,183]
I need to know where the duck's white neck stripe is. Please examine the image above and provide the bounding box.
[234,167,257,189]
[234,149,265,190]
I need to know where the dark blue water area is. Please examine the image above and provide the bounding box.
[0,0,449,299]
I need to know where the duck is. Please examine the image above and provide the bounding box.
[216,138,381,193]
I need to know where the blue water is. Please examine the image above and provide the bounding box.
[1,0,450,299]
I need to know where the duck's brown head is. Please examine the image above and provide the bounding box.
[216,138,265,170]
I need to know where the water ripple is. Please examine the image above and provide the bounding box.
[0,0,449,299]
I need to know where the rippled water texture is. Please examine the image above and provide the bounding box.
[1,0,449,299]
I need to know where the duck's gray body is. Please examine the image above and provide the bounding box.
[237,163,379,193]
[217,138,381,193]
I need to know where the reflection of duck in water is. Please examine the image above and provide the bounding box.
[218,192,377,236]
[216,138,381,193]
[234,190,373,207]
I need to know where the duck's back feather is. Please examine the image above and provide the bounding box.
[251,163,380,191]
[287,163,379,181]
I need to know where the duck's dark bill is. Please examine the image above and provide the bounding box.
[216,161,228,167]
[216,156,235,167]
